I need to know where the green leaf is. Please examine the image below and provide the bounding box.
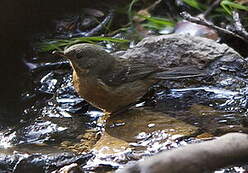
[138,15,175,27]
[221,0,248,15]
[35,37,130,52]
[182,0,207,11]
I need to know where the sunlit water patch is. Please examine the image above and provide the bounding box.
[0,131,16,149]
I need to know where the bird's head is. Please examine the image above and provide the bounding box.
[63,43,114,73]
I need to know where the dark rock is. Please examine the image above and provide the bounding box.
[12,152,92,173]
[120,34,248,91]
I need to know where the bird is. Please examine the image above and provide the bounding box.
[61,34,243,113]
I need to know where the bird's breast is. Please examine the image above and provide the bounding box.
[72,71,155,113]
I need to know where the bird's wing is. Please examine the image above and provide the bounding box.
[149,66,207,80]
[100,59,160,86]
[100,57,207,86]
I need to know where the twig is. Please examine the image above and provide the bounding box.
[118,133,248,173]
[180,11,248,43]
[85,10,114,37]
[232,11,248,39]
[146,0,162,11]
[203,0,222,17]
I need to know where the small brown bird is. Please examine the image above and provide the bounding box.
[62,34,242,113]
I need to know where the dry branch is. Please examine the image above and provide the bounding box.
[232,11,248,39]
[118,133,248,173]
[180,11,248,43]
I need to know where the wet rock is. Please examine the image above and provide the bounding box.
[0,153,27,173]
[120,34,248,93]
[0,152,92,173]
[9,115,89,147]
[12,152,92,173]
[137,36,245,77]
[122,34,245,70]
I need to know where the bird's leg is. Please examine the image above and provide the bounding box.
[110,101,141,116]
[142,84,169,100]
[111,84,169,116]
[140,83,170,107]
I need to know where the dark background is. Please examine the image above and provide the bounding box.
[0,0,83,123]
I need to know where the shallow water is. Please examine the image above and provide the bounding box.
[1,14,248,173]
[2,53,248,171]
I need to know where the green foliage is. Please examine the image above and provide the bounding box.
[140,15,175,27]
[127,0,175,33]
[182,0,207,11]
[221,0,248,15]
[181,0,248,19]
[36,0,248,53]
[138,15,175,30]
[36,37,130,52]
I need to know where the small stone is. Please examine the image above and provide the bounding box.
[56,163,82,173]
[148,123,155,128]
